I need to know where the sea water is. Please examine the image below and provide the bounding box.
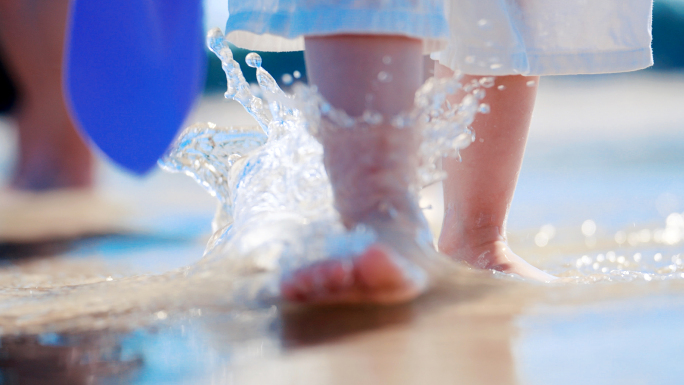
[0,29,683,335]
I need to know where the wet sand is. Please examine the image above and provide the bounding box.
[1,72,684,384]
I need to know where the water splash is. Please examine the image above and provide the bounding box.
[159,28,490,300]
[182,29,681,293]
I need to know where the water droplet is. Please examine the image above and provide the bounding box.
[478,103,490,114]
[281,73,293,85]
[479,77,495,88]
[382,55,392,65]
[473,89,486,100]
[249,83,263,98]
[377,71,393,83]
[526,80,537,87]
[465,56,476,64]
[633,253,642,262]
[654,253,663,262]
[362,110,383,125]
[489,63,502,70]
[293,70,301,79]
[156,311,168,320]
[245,52,262,68]
[497,85,506,91]
[477,19,490,28]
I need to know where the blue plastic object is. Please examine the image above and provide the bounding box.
[64,0,206,174]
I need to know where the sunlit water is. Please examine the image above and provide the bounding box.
[159,29,487,299]
[0,29,683,339]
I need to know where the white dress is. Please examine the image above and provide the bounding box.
[224,0,653,76]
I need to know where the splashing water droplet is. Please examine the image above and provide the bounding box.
[479,77,495,88]
[362,110,383,125]
[478,103,490,114]
[526,80,537,87]
[293,70,301,79]
[320,102,331,114]
[497,85,506,91]
[473,89,486,100]
[281,73,293,85]
[477,19,490,28]
[489,63,502,70]
[377,71,393,83]
[382,55,392,65]
[245,52,262,68]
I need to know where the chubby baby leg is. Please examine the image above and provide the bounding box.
[280,35,441,304]
[436,65,555,282]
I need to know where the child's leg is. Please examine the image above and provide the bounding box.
[436,64,555,281]
[0,0,93,190]
[280,35,432,304]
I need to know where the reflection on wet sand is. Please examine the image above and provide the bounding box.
[0,333,142,385]
[0,258,529,385]
[272,282,522,385]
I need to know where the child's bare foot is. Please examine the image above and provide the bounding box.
[436,68,555,282]
[281,244,427,305]
[438,217,556,282]
[280,35,440,305]
[277,121,441,305]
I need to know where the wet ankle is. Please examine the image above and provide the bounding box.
[438,220,507,263]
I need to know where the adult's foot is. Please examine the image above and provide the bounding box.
[0,0,94,191]
[11,108,93,191]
